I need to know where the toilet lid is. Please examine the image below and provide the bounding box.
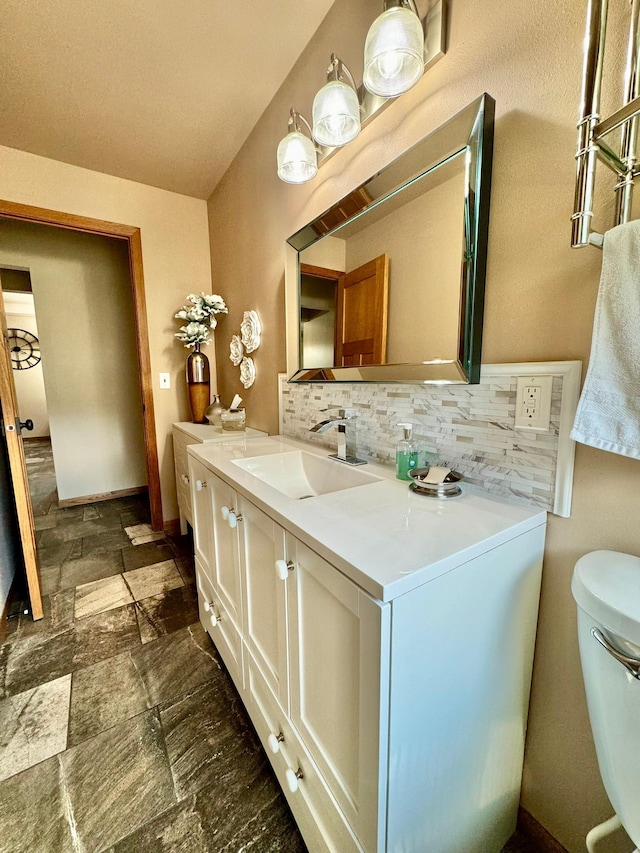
[572,550,640,646]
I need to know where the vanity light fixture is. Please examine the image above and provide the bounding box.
[312,54,361,148]
[277,109,318,184]
[363,0,425,98]
[275,1,445,184]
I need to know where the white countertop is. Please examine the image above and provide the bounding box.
[173,422,267,442]
[189,435,547,602]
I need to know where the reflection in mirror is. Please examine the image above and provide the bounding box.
[288,93,494,384]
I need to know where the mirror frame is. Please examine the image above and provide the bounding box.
[285,93,495,384]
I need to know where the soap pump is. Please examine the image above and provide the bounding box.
[396,423,418,481]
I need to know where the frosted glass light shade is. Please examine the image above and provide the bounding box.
[312,80,361,147]
[277,130,318,183]
[363,6,424,97]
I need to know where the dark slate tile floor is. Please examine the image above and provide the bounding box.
[0,438,544,853]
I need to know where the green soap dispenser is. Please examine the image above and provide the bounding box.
[396,423,418,481]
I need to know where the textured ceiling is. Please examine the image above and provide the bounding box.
[0,0,337,198]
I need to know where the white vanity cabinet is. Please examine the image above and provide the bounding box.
[190,456,244,683]
[191,465,389,851]
[188,437,547,853]
[172,422,266,534]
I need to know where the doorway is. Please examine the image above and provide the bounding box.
[1,222,149,506]
[0,199,162,619]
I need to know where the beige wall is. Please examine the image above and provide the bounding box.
[207,1,636,850]
[301,235,346,271]
[1,221,147,500]
[345,173,464,363]
[0,145,213,522]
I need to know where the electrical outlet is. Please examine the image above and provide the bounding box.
[159,372,171,389]
[515,375,553,431]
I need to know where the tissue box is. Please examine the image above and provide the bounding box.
[221,408,246,431]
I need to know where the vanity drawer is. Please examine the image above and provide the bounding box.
[195,559,243,691]
[244,647,363,853]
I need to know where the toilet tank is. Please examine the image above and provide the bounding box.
[572,550,640,848]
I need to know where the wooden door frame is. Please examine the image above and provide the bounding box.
[0,199,163,531]
[300,262,342,367]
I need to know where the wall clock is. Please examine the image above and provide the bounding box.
[7,328,41,370]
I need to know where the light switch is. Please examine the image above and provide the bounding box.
[159,372,171,389]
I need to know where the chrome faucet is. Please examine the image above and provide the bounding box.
[309,408,367,466]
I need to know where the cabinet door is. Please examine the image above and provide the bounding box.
[195,557,242,688]
[209,474,242,630]
[237,495,289,711]
[287,536,390,853]
[189,457,214,579]
[172,428,194,533]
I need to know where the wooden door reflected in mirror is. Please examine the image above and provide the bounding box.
[301,256,389,370]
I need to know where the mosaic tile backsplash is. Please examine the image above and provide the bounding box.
[279,371,566,513]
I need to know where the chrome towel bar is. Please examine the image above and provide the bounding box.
[573,0,640,248]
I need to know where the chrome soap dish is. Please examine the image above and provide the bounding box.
[409,467,463,499]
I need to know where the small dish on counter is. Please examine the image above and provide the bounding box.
[409,467,463,498]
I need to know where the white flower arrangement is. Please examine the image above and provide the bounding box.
[174,292,228,347]
[175,321,212,348]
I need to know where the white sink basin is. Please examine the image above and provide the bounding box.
[231,450,381,500]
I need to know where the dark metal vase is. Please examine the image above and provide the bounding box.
[186,342,210,423]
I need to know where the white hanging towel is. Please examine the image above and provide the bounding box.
[571,220,640,459]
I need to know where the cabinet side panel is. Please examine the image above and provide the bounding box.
[358,589,391,853]
[386,526,545,853]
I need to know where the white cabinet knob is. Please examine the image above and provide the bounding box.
[181,474,189,485]
[195,479,207,491]
[267,732,284,754]
[221,505,230,520]
[285,767,303,793]
[228,510,242,528]
[275,559,294,580]
[203,600,212,612]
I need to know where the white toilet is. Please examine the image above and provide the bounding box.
[572,550,640,852]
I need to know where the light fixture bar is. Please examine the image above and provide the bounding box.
[385,0,419,12]
[316,0,445,168]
